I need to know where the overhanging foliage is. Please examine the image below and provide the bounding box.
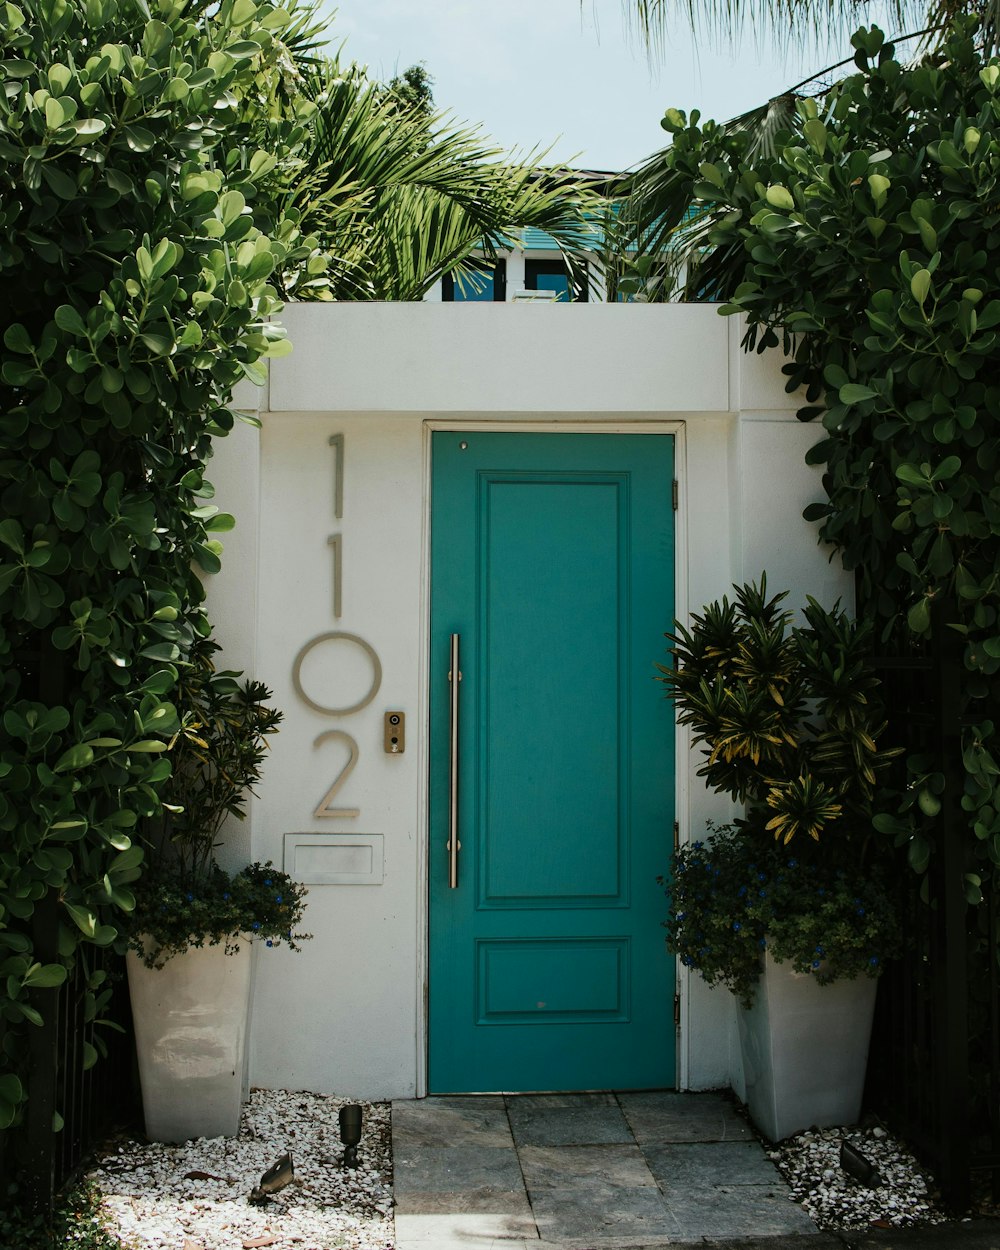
[652,17,1000,899]
[0,0,326,1132]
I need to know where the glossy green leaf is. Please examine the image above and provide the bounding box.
[4,323,33,353]
[63,902,98,938]
[907,598,931,633]
[908,833,932,874]
[53,743,94,772]
[910,269,931,305]
[840,383,876,404]
[22,962,68,988]
[54,304,86,335]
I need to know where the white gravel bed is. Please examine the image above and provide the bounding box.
[88,1089,394,1250]
[768,1123,948,1231]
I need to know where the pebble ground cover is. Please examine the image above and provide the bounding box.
[89,1090,394,1250]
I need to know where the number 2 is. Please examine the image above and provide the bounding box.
[312,729,360,818]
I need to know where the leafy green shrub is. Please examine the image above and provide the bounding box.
[154,637,284,880]
[666,825,902,1007]
[0,0,326,1134]
[126,640,309,968]
[649,17,1000,896]
[659,580,903,1004]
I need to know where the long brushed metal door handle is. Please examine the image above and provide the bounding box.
[447,633,461,888]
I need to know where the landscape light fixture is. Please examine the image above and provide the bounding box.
[840,1139,883,1188]
[249,1151,294,1204]
[339,1104,363,1168]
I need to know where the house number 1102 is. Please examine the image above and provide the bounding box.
[290,435,384,820]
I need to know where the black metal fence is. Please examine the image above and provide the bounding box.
[865,621,1000,1211]
[1,647,140,1200]
[2,923,137,1204]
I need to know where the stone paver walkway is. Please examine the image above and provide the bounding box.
[391,1091,819,1249]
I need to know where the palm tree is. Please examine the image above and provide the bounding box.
[279,53,602,302]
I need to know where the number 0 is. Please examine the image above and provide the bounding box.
[292,631,383,716]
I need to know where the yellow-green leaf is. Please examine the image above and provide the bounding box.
[867,173,890,206]
[765,184,795,212]
[45,95,66,128]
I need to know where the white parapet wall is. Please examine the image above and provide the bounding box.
[209,302,851,1100]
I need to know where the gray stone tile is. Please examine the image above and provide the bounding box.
[519,1143,657,1190]
[392,1097,513,1148]
[664,1183,819,1239]
[506,1096,632,1147]
[644,1140,781,1188]
[529,1180,681,1242]
[397,1186,532,1217]
[507,1092,618,1109]
[394,1211,538,1247]
[389,1092,826,1248]
[393,1144,525,1211]
[618,1091,752,1144]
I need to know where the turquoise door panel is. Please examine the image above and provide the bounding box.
[429,432,675,1092]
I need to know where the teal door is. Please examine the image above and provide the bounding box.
[428,432,675,1092]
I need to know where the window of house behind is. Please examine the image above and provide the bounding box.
[524,258,588,302]
[442,260,507,302]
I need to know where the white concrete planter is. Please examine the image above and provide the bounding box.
[127,940,253,1143]
[737,949,878,1142]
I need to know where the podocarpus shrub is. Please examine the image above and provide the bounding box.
[657,578,899,848]
[0,0,328,1132]
[658,581,903,1004]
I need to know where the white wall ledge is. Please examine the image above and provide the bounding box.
[270,303,733,415]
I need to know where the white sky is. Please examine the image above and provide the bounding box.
[315,0,903,171]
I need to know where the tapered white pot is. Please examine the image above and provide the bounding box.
[127,940,253,1143]
[737,949,878,1142]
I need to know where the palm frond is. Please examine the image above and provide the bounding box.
[616,0,933,54]
[727,92,798,159]
[290,57,601,301]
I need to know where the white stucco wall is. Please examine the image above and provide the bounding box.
[211,303,850,1100]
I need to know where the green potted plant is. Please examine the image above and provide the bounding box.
[126,637,309,1143]
[658,578,902,1140]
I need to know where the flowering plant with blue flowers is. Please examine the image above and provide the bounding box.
[128,860,309,969]
[128,639,309,968]
[665,824,902,1008]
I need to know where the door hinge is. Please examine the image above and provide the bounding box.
[673,820,680,851]
[672,479,679,511]
[674,993,681,1030]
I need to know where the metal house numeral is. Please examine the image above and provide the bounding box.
[291,434,387,824]
[312,730,361,818]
